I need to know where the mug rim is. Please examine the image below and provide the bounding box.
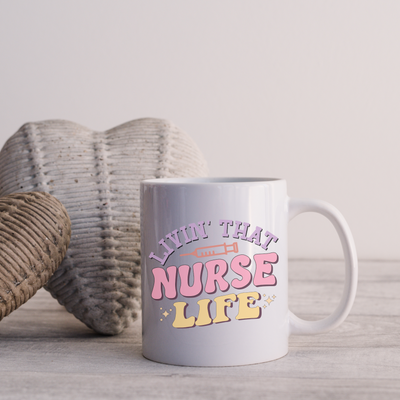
[141,177,284,185]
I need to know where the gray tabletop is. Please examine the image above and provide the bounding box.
[1,260,399,400]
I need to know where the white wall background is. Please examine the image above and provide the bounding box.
[0,0,399,260]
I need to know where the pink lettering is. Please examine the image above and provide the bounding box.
[179,262,204,297]
[205,259,230,294]
[231,254,252,289]
[253,253,278,286]
[151,266,178,300]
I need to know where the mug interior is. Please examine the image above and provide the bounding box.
[142,177,282,184]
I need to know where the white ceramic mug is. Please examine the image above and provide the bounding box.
[140,178,357,366]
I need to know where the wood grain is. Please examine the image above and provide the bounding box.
[0,260,399,399]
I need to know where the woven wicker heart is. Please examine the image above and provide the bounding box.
[0,118,208,334]
[0,192,71,320]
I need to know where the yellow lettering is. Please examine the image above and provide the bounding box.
[195,298,213,326]
[172,291,263,329]
[213,293,237,324]
[172,301,196,328]
[236,291,261,320]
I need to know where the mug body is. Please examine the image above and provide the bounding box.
[140,178,289,366]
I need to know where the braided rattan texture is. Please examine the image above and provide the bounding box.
[0,192,71,320]
[0,118,208,335]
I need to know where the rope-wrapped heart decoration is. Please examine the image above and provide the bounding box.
[0,118,208,334]
[0,192,71,320]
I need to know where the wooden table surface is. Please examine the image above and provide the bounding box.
[0,260,399,400]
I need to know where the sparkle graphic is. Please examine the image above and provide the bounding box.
[261,294,277,307]
[159,307,172,322]
[265,296,273,305]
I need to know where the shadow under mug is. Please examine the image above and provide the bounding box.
[140,177,358,367]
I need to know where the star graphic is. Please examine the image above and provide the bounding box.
[265,296,273,305]
[162,310,169,318]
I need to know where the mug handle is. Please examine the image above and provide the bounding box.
[288,198,358,335]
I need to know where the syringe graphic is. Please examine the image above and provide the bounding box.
[180,242,239,258]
